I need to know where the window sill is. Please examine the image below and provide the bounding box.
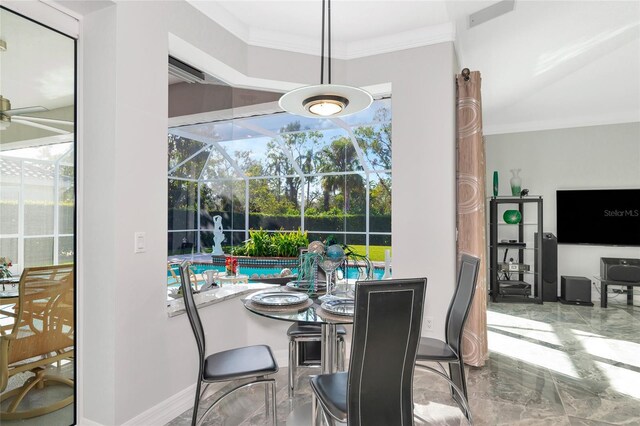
[166,283,279,317]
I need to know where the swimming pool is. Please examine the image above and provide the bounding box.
[168,263,386,282]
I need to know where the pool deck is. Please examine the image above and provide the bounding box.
[168,254,216,263]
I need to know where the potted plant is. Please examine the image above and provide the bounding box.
[0,257,12,279]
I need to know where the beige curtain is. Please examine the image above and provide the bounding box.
[456,70,488,367]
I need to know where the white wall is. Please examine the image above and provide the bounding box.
[485,122,640,299]
[344,45,458,335]
[76,1,457,424]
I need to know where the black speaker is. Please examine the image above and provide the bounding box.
[600,258,640,283]
[560,276,593,306]
[536,233,558,302]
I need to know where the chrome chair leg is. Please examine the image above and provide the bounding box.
[265,382,270,419]
[449,362,468,406]
[269,380,277,425]
[196,378,277,426]
[415,363,473,425]
[337,338,345,371]
[288,339,296,398]
[323,409,337,426]
[191,379,202,426]
[311,393,320,426]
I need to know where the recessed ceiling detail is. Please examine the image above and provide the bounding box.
[188,0,456,59]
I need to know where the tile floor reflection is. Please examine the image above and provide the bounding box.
[1,360,74,425]
[167,301,640,426]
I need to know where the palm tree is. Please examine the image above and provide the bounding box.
[318,137,364,212]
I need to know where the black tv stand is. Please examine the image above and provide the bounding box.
[599,278,640,308]
[488,196,543,303]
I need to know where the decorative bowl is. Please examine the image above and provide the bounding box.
[503,210,522,224]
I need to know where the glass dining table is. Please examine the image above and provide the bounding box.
[0,277,20,336]
[241,286,354,375]
[0,277,19,302]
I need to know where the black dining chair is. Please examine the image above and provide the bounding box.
[415,253,480,424]
[287,322,346,398]
[179,261,279,426]
[310,277,427,426]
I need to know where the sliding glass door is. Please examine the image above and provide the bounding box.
[0,7,76,425]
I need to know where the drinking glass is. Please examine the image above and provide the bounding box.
[318,252,345,302]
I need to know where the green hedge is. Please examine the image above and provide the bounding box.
[168,208,391,233]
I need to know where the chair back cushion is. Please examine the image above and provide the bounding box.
[347,277,427,426]
[180,261,206,372]
[446,253,481,356]
[8,265,74,365]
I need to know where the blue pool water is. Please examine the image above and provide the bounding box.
[168,264,385,281]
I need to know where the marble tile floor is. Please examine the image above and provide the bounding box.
[1,360,74,425]
[2,301,637,425]
[167,301,640,426]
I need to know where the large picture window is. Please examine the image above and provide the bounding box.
[168,98,391,260]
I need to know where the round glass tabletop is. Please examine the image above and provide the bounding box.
[241,287,353,325]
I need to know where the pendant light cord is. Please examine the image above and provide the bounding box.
[320,0,325,84]
[328,0,332,84]
[319,0,333,85]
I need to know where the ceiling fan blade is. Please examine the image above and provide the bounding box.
[12,115,74,126]
[11,117,71,135]
[5,106,48,116]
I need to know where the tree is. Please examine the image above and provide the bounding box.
[354,107,392,201]
[316,137,365,213]
[262,121,322,210]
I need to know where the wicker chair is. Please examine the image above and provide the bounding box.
[168,262,206,291]
[0,265,74,420]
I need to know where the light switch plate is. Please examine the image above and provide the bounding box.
[134,232,146,253]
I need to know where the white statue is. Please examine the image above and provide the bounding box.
[382,249,392,279]
[212,215,226,255]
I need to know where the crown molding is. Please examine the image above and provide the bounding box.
[169,33,392,95]
[343,23,456,59]
[250,22,456,59]
[189,1,456,60]
[188,0,250,41]
[248,22,456,59]
[483,112,640,136]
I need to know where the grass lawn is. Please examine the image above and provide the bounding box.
[348,245,391,262]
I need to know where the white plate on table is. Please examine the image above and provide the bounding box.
[286,280,327,292]
[321,299,355,316]
[251,291,309,307]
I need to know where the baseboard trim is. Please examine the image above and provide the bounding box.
[78,418,105,426]
[121,383,196,426]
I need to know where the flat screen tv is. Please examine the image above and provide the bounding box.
[556,189,640,246]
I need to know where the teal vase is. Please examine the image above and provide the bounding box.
[493,171,499,197]
[503,210,522,224]
[510,169,522,196]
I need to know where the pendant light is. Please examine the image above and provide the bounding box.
[279,0,372,118]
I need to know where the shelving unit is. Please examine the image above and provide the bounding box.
[489,196,543,303]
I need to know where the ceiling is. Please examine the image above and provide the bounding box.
[0,7,75,148]
[190,0,640,134]
[0,8,75,111]
[2,1,638,141]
